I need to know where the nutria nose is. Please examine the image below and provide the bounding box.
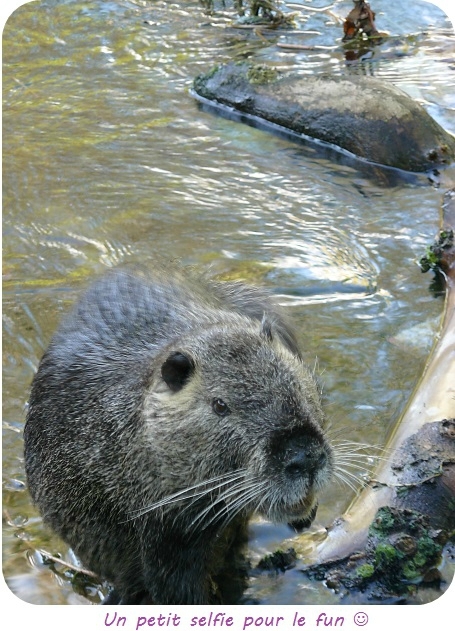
[283,442,327,481]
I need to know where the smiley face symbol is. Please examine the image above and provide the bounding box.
[354,612,368,626]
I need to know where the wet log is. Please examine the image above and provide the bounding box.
[278,191,455,601]
[307,190,455,564]
[192,63,455,173]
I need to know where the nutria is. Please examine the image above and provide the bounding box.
[24,264,334,604]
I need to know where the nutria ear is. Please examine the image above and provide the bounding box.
[161,351,195,392]
[260,314,274,342]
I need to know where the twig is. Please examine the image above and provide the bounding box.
[37,549,99,579]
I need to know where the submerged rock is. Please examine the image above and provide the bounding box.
[193,63,455,173]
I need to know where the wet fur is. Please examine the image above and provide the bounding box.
[24,265,333,604]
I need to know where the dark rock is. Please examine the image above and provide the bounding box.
[391,419,455,530]
[302,506,448,602]
[193,62,455,173]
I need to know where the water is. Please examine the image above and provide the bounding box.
[3,0,455,605]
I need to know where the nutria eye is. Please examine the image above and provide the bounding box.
[212,398,230,417]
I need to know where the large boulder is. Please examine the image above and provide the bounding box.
[193,63,455,173]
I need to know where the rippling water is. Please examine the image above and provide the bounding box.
[3,0,455,605]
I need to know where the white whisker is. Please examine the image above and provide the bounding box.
[126,470,248,521]
[335,465,369,487]
[332,470,361,494]
[211,481,270,532]
[334,459,376,472]
[188,478,266,532]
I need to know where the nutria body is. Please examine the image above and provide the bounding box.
[24,265,333,604]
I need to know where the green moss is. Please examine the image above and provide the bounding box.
[402,562,421,581]
[419,229,454,272]
[399,537,442,583]
[246,64,278,85]
[374,543,399,572]
[415,537,441,566]
[356,563,375,579]
[370,507,398,534]
[204,65,219,80]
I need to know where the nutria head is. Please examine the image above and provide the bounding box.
[138,314,333,532]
